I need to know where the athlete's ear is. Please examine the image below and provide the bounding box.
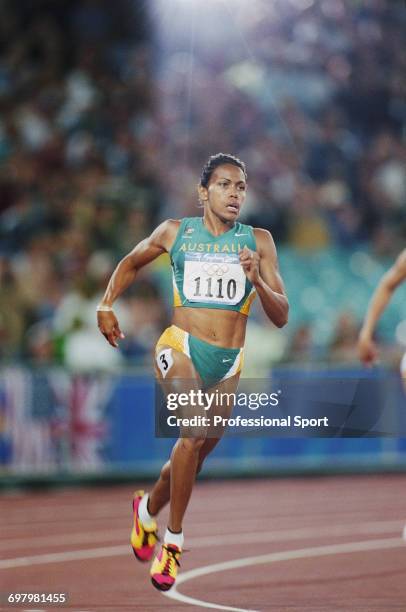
[197,184,208,204]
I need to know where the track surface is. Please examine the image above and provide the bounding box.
[1,475,406,611]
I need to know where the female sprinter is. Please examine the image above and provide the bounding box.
[97,153,289,591]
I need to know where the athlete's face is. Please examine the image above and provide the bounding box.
[199,164,247,222]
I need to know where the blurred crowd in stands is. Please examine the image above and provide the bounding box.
[0,0,405,370]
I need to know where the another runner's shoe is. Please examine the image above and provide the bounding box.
[150,544,182,591]
[130,490,159,562]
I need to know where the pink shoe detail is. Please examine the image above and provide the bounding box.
[151,573,174,588]
[130,491,158,563]
[150,544,181,592]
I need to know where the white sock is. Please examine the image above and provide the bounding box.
[164,528,184,549]
[138,494,155,529]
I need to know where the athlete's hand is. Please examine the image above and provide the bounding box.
[357,333,378,366]
[239,246,260,284]
[97,310,125,348]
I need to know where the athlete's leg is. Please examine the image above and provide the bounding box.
[148,437,217,516]
[148,439,215,516]
[195,372,240,470]
[148,372,240,518]
[148,358,240,591]
[167,433,205,532]
[148,345,204,527]
[147,459,170,516]
[168,372,242,530]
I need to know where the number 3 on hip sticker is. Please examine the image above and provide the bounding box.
[157,348,174,377]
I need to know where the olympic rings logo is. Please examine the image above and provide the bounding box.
[202,263,229,276]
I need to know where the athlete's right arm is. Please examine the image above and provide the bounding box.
[97,219,180,347]
[358,249,406,365]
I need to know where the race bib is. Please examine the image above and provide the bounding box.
[156,348,174,378]
[183,253,246,305]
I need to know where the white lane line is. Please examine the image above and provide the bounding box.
[0,545,128,569]
[188,519,405,548]
[1,518,403,550]
[0,528,129,550]
[165,537,405,612]
[166,591,259,612]
[3,493,399,525]
[0,520,404,569]
[0,499,142,524]
[0,505,400,535]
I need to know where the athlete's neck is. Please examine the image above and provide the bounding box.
[202,212,235,237]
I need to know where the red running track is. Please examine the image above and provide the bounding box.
[1,475,406,612]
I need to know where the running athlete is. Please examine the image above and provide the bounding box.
[97,153,289,591]
[358,248,406,381]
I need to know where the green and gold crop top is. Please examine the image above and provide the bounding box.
[169,217,257,316]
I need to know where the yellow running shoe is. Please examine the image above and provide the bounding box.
[150,544,182,591]
[130,490,159,562]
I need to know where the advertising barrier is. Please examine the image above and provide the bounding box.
[0,366,405,482]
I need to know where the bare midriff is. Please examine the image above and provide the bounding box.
[172,306,247,348]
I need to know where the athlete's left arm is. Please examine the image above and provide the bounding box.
[240,228,289,327]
